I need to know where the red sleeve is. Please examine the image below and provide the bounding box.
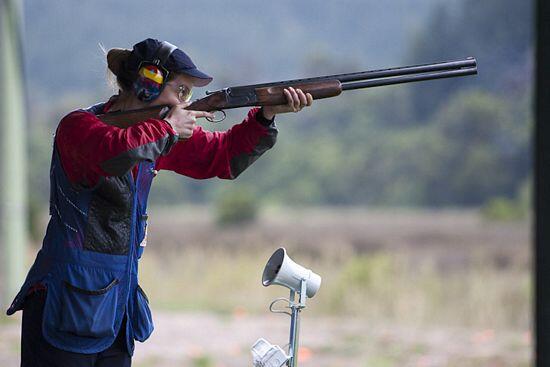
[155,108,278,179]
[55,110,179,186]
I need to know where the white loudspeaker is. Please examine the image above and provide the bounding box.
[262,248,321,298]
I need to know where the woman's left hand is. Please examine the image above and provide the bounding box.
[261,87,313,120]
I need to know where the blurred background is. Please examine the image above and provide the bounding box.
[0,0,532,366]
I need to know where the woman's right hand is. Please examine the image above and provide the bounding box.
[163,102,215,139]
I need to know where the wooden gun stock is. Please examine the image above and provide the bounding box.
[98,105,169,128]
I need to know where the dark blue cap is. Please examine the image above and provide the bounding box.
[128,38,213,87]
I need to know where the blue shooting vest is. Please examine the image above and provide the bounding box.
[7,104,155,355]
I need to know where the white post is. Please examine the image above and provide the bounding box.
[0,0,28,306]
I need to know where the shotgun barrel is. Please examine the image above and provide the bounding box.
[98,57,478,127]
[227,57,477,91]
[341,65,477,91]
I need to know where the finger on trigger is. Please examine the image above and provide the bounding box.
[193,111,215,119]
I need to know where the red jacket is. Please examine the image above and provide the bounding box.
[55,101,278,186]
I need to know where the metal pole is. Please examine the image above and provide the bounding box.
[0,0,28,306]
[287,293,300,367]
[287,280,307,367]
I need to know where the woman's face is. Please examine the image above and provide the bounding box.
[151,73,196,106]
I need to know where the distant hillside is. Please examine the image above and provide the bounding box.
[23,0,438,102]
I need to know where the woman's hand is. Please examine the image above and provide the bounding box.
[262,87,313,120]
[163,102,215,139]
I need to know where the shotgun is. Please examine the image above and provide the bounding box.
[97,57,477,127]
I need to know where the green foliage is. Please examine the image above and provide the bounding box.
[148,172,214,205]
[481,197,525,221]
[191,355,214,367]
[406,0,532,120]
[481,178,531,221]
[339,254,394,288]
[325,253,397,313]
[422,90,530,206]
[214,186,259,226]
[27,196,43,241]
[517,177,532,215]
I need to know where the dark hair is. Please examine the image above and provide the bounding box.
[106,48,135,92]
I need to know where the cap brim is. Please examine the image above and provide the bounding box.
[179,68,213,87]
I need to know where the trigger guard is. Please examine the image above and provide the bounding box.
[206,110,226,123]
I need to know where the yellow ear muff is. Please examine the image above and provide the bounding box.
[139,65,165,84]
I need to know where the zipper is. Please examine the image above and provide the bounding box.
[127,163,140,279]
[123,163,141,352]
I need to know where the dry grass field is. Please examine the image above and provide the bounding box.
[0,207,531,366]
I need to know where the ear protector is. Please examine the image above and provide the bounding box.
[133,41,178,102]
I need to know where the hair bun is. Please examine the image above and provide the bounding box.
[107,48,132,76]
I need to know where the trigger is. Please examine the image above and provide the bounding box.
[159,106,171,119]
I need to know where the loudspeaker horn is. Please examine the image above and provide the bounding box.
[262,248,321,298]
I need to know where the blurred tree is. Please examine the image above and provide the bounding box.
[214,186,259,226]
[407,0,533,120]
[423,90,530,205]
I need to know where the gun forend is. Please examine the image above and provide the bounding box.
[255,79,343,106]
